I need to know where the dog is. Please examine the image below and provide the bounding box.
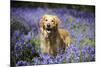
[40,14,70,56]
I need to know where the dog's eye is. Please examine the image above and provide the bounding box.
[51,20,54,22]
[45,19,48,21]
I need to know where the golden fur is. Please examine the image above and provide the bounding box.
[40,14,70,56]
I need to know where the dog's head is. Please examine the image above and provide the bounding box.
[40,14,61,33]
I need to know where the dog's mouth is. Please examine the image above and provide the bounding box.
[46,28,52,33]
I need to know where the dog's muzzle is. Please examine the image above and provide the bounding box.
[46,23,53,33]
[46,28,52,33]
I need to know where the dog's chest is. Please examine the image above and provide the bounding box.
[47,36,61,48]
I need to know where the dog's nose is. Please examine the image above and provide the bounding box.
[47,24,50,27]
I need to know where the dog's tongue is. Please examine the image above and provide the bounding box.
[46,28,51,33]
[47,30,51,33]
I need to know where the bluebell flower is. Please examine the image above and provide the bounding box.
[55,53,65,63]
[40,53,51,61]
[26,43,32,49]
[41,60,48,64]
[33,57,41,65]
[16,61,30,66]
[81,45,95,62]
[14,30,20,37]
[31,48,35,54]
[47,58,54,64]
[15,44,22,51]
[66,44,81,63]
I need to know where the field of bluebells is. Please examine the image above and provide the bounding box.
[11,1,95,66]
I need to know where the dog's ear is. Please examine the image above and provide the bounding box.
[54,16,61,26]
[40,15,45,29]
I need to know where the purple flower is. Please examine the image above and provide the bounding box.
[33,58,41,65]
[15,44,22,51]
[81,45,95,62]
[40,53,51,61]
[31,48,35,54]
[14,30,20,37]
[47,58,54,64]
[26,43,32,49]
[55,54,65,63]
[66,44,81,63]
[16,61,30,66]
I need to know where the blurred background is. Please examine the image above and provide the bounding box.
[10,1,95,66]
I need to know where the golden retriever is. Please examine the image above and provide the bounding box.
[40,14,70,56]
